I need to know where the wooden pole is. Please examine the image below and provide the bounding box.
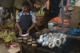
[61,0,65,34]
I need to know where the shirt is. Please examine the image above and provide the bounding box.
[16,11,36,23]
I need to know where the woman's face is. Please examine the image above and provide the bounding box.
[23,5,30,12]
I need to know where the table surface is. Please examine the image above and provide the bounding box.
[20,36,80,53]
[66,34,80,39]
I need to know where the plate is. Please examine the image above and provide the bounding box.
[21,33,29,37]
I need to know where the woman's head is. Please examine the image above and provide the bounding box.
[22,1,30,12]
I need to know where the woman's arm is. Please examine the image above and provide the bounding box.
[27,23,36,33]
[16,13,22,35]
[16,22,22,31]
[16,22,22,35]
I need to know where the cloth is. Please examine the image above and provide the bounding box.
[71,0,75,3]
[44,0,49,9]
[16,11,36,23]
[67,0,75,6]
[8,44,20,53]
[70,0,75,5]
[16,11,35,37]
[20,11,35,35]
[49,0,61,17]
[20,12,32,29]
[67,0,70,6]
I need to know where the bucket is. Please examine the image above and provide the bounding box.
[48,22,54,29]
[4,40,12,49]
[37,18,41,24]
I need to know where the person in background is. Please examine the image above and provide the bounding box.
[16,1,36,36]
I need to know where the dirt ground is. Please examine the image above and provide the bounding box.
[0,43,9,53]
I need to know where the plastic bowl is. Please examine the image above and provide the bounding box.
[69,31,79,35]
[50,26,59,33]
[53,26,59,30]
[69,29,80,35]
[69,29,80,32]
[12,43,18,47]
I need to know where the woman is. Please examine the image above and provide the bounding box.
[16,1,36,36]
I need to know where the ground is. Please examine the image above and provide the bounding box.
[0,43,9,53]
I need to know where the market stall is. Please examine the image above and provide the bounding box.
[17,35,80,53]
[17,0,80,53]
[0,0,80,53]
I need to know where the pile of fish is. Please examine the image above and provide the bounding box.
[37,33,67,49]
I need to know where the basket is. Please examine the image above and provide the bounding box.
[4,40,12,49]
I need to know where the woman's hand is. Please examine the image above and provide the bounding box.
[27,30,30,33]
[19,30,22,35]
[26,30,30,36]
[26,23,36,34]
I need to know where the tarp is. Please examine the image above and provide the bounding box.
[0,0,47,9]
[35,0,48,5]
[0,0,14,8]
[14,0,33,9]
[14,0,24,9]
